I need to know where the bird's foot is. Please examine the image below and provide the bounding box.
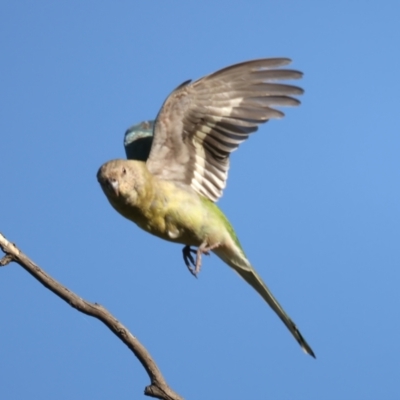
[194,242,220,276]
[182,242,220,277]
[182,245,198,277]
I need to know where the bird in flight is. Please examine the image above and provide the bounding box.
[98,58,315,358]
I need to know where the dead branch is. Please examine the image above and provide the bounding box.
[0,231,183,400]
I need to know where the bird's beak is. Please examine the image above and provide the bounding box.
[106,177,119,197]
[97,169,120,197]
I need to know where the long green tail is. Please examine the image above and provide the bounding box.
[216,249,315,358]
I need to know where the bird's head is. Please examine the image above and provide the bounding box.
[97,159,149,208]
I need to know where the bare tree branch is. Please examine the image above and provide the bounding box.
[0,231,184,400]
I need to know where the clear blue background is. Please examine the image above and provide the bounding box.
[1,1,399,399]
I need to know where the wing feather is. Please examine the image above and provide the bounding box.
[147,58,303,201]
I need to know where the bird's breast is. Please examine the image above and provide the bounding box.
[131,184,205,246]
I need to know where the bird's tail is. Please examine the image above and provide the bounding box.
[215,248,315,358]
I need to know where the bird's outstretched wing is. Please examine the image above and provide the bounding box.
[124,120,155,161]
[146,58,303,202]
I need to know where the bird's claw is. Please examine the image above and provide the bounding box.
[182,242,220,278]
[182,245,198,277]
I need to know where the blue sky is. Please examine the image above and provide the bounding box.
[1,1,399,399]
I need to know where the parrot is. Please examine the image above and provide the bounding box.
[98,58,315,358]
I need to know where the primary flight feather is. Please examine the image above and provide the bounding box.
[98,58,315,358]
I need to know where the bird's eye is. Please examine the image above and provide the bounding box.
[122,167,126,175]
